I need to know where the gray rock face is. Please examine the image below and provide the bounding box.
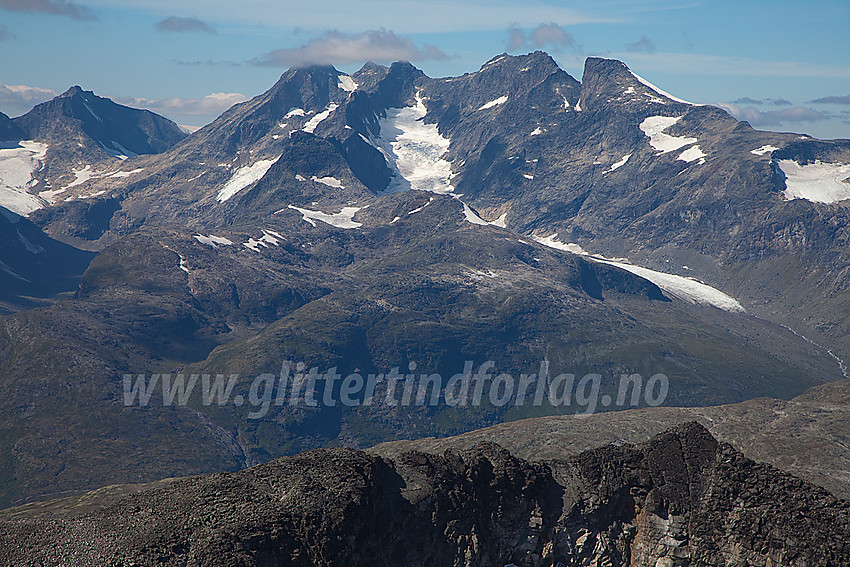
[14,86,186,157]
[0,111,23,142]
[0,423,846,566]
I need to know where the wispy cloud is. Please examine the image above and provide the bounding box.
[116,92,248,116]
[155,16,215,34]
[626,35,656,53]
[717,102,829,126]
[619,52,850,79]
[251,29,450,67]
[732,97,792,106]
[507,22,581,53]
[0,83,57,116]
[810,95,850,105]
[0,0,97,20]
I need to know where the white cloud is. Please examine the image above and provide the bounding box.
[616,51,850,79]
[80,0,611,33]
[0,0,97,20]
[717,102,829,126]
[155,16,215,34]
[507,22,581,52]
[117,92,248,116]
[0,83,57,117]
[251,29,450,67]
[626,35,656,53]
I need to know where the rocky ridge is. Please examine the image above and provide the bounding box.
[0,423,846,566]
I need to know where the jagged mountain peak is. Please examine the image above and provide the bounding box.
[0,110,23,141]
[14,87,186,157]
[579,56,697,111]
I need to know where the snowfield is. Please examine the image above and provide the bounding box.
[216,157,279,202]
[677,145,706,164]
[478,96,508,110]
[302,103,338,134]
[0,141,48,216]
[630,71,699,106]
[337,75,357,92]
[286,205,362,229]
[607,153,631,172]
[640,116,698,154]
[778,159,850,204]
[533,234,744,312]
[751,145,779,156]
[374,93,454,194]
[311,176,345,189]
[194,234,233,248]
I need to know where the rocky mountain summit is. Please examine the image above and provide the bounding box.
[0,51,848,515]
[0,423,846,566]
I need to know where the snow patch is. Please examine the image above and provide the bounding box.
[285,108,305,118]
[778,159,850,203]
[302,103,338,133]
[640,116,697,154]
[82,101,102,122]
[285,205,362,229]
[530,127,543,136]
[533,233,744,311]
[751,145,779,156]
[533,234,587,255]
[194,234,233,248]
[407,196,434,215]
[677,145,706,164]
[16,230,44,254]
[0,141,48,216]
[607,153,631,172]
[630,71,699,105]
[374,92,454,194]
[337,75,358,92]
[311,175,345,189]
[216,157,279,202]
[593,257,745,312]
[462,203,507,227]
[478,96,508,110]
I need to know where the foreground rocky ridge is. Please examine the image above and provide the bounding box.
[0,423,846,566]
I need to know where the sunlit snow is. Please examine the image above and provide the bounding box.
[532,234,586,254]
[286,204,362,229]
[285,108,305,118]
[462,202,507,227]
[216,157,279,202]
[478,96,508,110]
[533,234,744,312]
[640,116,697,154]
[530,127,543,136]
[594,258,745,312]
[607,153,631,172]
[778,159,850,203]
[374,93,454,194]
[677,145,706,164]
[311,176,344,189]
[0,141,48,216]
[194,234,233,248]
[302,103,338,133]
[630,71,699,105]
[337,75,358,92]
[751,145,779,156]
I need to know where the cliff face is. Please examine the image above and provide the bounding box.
[0,423,847,566]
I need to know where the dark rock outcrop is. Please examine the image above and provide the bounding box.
[0,423,846,566]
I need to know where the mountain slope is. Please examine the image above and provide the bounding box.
[0,423,846,566]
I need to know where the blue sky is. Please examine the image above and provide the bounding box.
[0,0,849,139]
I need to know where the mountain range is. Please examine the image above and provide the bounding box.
[0,51,848,513]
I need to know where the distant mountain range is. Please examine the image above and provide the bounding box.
[0,51,848,509]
